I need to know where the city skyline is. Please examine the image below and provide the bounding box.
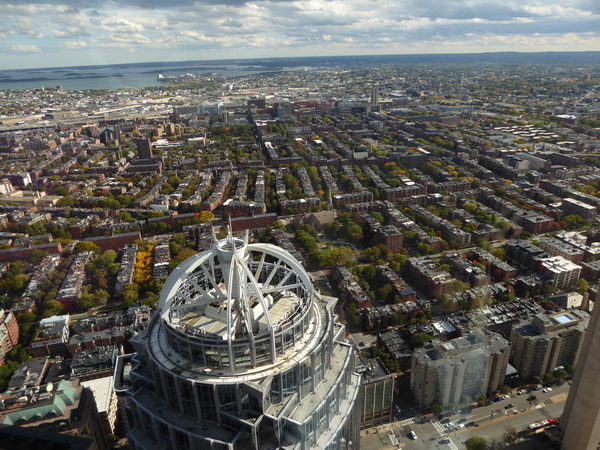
[2,0,599,70]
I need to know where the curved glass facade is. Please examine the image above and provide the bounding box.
[123,234,361,450]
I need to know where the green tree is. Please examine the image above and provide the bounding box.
[574,278,589,294]
[42,300,64,317]
[410,332,433,348]
[142,292,159,308]
[168,248,198,272]
[94,250,117,269]
[465,436,487,450]
[95,289,110,307]
[554,369,568,381]
[377,284,393,302]
[57,196,76,207]
[16,312,37,337]
[74,241,102,254]
[30,249,50,264]
[452,280,471,292]
[371,212,384,223]
[122,284,139,306]
[77,295,95,312]
[562,214,587,230]
[432,404,444,417]
[0,273,29,294]
[345,302,361,326]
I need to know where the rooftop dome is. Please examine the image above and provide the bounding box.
[158,230,316,373]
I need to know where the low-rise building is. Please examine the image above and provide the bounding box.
[29,315,70,357]
[539,256,582,290]
[56,251,94,312]
[538,238,584,264]
[561,198,597,221]
[406,256,457,299]
[115,244,137,296]
[0,379,108,449]
[71,345,120,380]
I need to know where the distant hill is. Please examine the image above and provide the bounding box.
[236,52,600,68]
[30,51,600,72]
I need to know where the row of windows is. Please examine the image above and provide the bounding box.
[164,302,314,370]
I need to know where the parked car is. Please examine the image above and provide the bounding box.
[527,395,537,401]
[548,418,559,425]
[517,389,528,395]
[455,424,465,430]
[505,403,514,409]
[542,387,553,393]
[493,397,502,402]
[533,384,543,390]
[409,431,417,440]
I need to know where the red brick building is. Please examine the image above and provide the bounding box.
[0,310,19,365]
[0,242,62,263]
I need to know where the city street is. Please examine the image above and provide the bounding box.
[360,382,569,449]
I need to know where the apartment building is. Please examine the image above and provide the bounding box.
[411,330,510,409]
[510,310,589,379]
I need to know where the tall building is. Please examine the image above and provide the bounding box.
[411,330,510,409]
[370,86,379,107]
[121,232,361,450]
[136,138,153,160]
[358,357,395,429]
[561,301,600,450]
[510,310,588,380]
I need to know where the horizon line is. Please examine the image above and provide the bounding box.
[6,50,600,73]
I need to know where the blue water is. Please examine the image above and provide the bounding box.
[2,52,599,91]
[0,61,277,91]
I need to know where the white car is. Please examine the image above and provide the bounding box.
[409,431,417,440]
[542,387,553,393]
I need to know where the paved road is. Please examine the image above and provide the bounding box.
[360,383,569,450]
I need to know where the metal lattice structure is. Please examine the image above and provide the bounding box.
[121,232,362,450]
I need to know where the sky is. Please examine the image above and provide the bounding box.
[1,0,599,70]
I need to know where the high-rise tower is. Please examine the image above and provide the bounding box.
[121,232,361,450]
[370,86,379,107]
[136,138,153,160]
[561,301,600,450]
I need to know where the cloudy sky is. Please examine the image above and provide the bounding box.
[2,0,599,70]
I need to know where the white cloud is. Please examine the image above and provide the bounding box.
[0,0,598,68]
[64,41,89,49]
[9,44,42,53]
